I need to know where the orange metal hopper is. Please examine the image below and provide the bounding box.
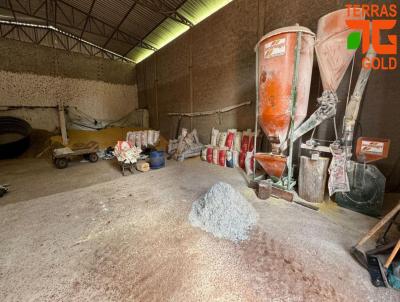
[255,153,287,179]
[315,8,364,92]
[255,25,315,178]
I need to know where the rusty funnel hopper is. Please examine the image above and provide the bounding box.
[315,8,364,92]
[255,153,287,179]
[255,26,315,178]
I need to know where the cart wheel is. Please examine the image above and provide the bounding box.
[55,158,68,169]
[88,153,98,163]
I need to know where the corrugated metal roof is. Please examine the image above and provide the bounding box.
[120,3,164,39]
[126,46,154,64]
[62,0,93,13]
[145,18,189,49]
[127,0,233,63]
[179,0,232,24]
[0,0,232,63]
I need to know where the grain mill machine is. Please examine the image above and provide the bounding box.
[254,8,389,215]
[254,25,315,189]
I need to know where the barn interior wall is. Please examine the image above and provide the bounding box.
[0,38,138,131]
[136,0,400,191]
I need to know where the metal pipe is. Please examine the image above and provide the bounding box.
[342,46,376,159]
[0,105,60,110]
[280,90,338,152]
[57,100,68,146]
[253,43,260,180]
[287,31,302,189]
[167,101,251,117]
[0,19,135,63]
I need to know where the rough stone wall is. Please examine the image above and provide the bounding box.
[137,0,400,191]
[0,38,138,131]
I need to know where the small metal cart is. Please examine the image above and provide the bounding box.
[53,141,99,169]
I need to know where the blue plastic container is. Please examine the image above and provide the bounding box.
[149,151,165,169]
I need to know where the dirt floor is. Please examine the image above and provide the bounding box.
[0,158,123,205]
[0,158,399,301]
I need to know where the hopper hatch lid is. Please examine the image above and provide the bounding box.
[255,25,315,50]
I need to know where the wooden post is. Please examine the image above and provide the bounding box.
[189,31,193,131]
[299,155,329,203]
[154,54,159,129]
[58,100,68,146]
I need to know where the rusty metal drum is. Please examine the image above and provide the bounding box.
[256,25,315,147]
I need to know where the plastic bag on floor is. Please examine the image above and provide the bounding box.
[328,144,350,195]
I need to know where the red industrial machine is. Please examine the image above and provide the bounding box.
[254,25,315,186]
[355,137,390,163]
[254,8,389,215]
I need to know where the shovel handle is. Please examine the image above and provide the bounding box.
[384,239,400,269]
[356,202,400,248]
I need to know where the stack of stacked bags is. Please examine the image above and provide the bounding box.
[200,128,257,174]
[126,130,160,149]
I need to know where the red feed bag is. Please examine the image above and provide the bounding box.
[225,131,235,149]
[206,147,213,163]
[218,149,226,167]
[249,134,255,152]
[239,151,246,169]
[241,134,249,153]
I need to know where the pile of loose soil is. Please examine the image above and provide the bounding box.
[189,182,258,242]
[19,129,58,159]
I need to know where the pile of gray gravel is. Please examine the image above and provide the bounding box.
[189,182,258,242]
